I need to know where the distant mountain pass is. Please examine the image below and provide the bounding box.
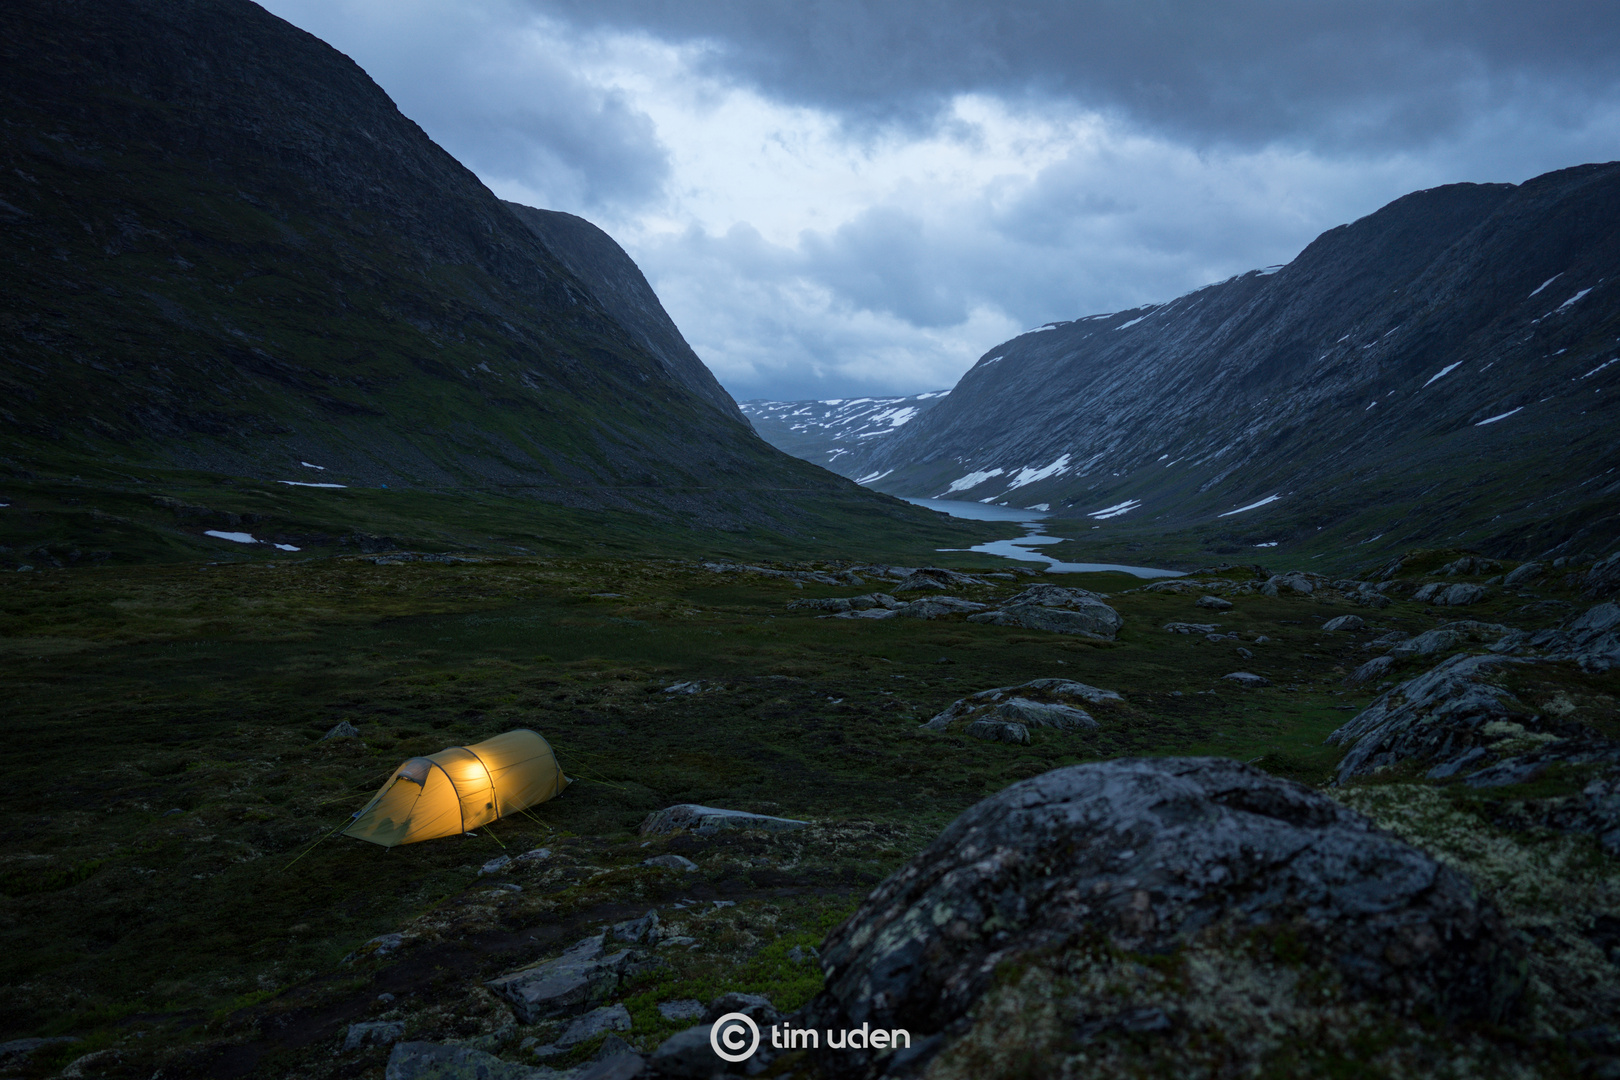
[740,392,950,479]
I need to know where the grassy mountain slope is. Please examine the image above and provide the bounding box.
[0,0,990,565]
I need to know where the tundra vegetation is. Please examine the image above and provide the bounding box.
[0,541,1616,1078]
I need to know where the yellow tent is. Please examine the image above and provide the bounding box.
[343,729,569,847]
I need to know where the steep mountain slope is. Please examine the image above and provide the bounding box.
[739,391,949,477]
[503,203,745,424]
[0,0,967,561]
[849,164,1620,560]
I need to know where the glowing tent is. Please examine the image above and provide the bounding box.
[343,729,569,847]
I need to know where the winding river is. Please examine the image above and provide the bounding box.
[905,497,1183,579]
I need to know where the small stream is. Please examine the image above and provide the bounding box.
[905,497,1183,579]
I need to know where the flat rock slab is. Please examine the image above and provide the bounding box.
[796,758,1521,1075]
[1222,671,1271,687]
[486,935,634,1023]
[1196,595,1234,610]
[556,1003,632,1048]
[1323,614,1365,631]
[639,804,808,836]
[968,596,1123,638]
[345,1021,406,1051]
[923,679,1120,734]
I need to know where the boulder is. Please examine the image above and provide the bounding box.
[892,596,986,619]
[1322,615,1365,632]
[1439,556,1503,577]
[385,1042,555,1080]
[1344,654,1396,688]
[610,910,660,945]
[322,719,361,740]
[1326,653,1542,783]
[1260,571,1318,597]
[479,855,512,876]
[648,1025,726,1079]
[345,1021,406,1051]
[1195,595,1233,610]
[1005,584,1107,608]
[486,935,637,1023]
[1437,583,1487,606]
[1222,671,1271,687]
[705,991,780,1025]
[967,599,1122,637]
[795,759,1522,1077]
[556,1003,632,1048]
[894,568,983,593]
[1388,620,1510,659]
[966,719,1031,745]
[639,804,808,836]
[986,698,1097,731]
[789,593,901,613]
[641,854,698,872]
[1503,562,1544,586]
[922,679,1121,733]
[1162,622,1219,634]
[1580,552,1620,599]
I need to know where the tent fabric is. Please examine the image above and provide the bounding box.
[343,729,569,847]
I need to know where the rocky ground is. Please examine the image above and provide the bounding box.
[0,547,1615,1078]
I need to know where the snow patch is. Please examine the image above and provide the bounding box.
[945,468,1004,492]
[1580,358,1618,379]
[1022,325,1057,334]
[1475,407,1523,426]
[1218,494,1282,517]
[1116,315,1149,331]
[1087,499,1141,520]
[916,390,950,399]
[300,461,326,470]
[1558,288,1593,311]
[1421,361,1464,388]
[1026,503,1050,512]
[278,481,347,488]
[273,543,301,551]
[205,530,258,544]
[1255,541,1278,548]
[1255,264,1286,276]
[1528,273,1562,298]
[1006,454,1074,490]
[855,469,894,485]
[980,355,1003,366]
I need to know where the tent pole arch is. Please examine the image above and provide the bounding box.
[461,745,501,822]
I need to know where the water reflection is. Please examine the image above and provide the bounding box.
[905,497,1182,579]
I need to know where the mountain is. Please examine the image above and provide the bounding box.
[835,164,1620,561]
[0,0,977,562]
[739,391,949,478]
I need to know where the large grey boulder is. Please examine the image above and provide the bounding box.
[555,1003,631,1048]
[891,596,986,619]
[345,1021,406,1051]
[486,935,638,1023]
[1387,620,1510,659]
[1260,571,1318,596]
[893,568,982,593]
[965,585,1124,639]
[795,758,1521,1076]
[1503,561,1544,586]
[966,719,1030,745]
[1413,582,1487,606]
[1325,654,1541,783]
[639,804,808,836]
[922,679,1120,734]
[1322,614,1365,632]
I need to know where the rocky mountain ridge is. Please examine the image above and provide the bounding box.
[789,165,1620,563]
[739,391,950,478]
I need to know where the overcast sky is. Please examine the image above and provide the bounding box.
[260,0,1620,402]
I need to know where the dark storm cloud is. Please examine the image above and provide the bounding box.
[526,0,1620,149]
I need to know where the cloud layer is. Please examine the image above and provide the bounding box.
[260,0,1620,401]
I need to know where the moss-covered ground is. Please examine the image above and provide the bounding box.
[0,550,1612,1077]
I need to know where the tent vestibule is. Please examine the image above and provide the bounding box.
[343,729,568,847]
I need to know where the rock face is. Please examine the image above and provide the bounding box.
[638,804,809,836]
[965,586,1124,639]
[966,720,1030,745]
[797,759,1521,1076]
[922,679,1121,734]
[486,934,641,1023]
[1414,582,1488,606]
[1326,654,1541,783]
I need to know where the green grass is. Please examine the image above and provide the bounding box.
[0,547,1608,1077]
